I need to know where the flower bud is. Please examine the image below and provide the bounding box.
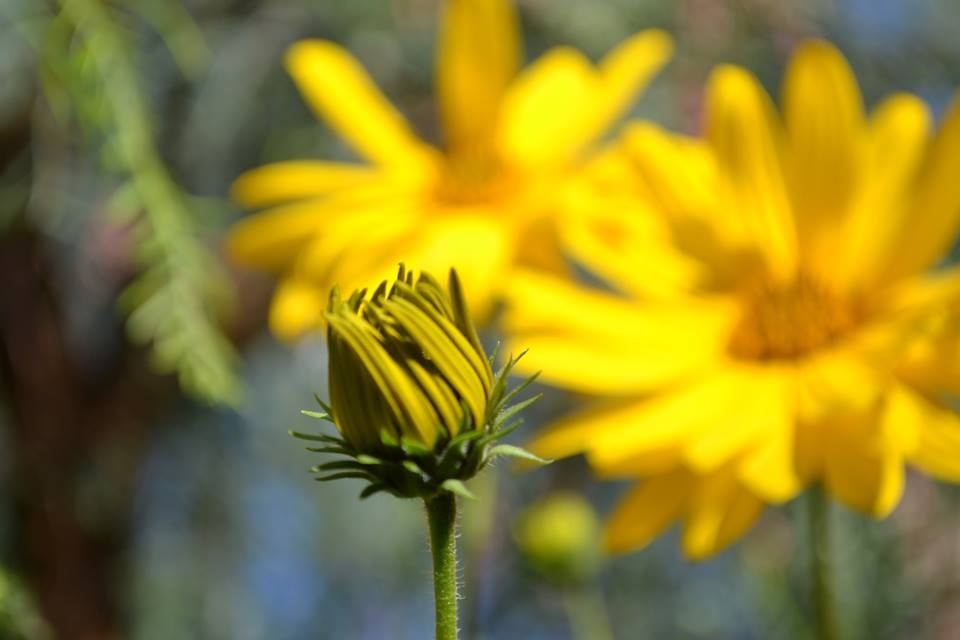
[513,492,603,586]
[293,265,545,500]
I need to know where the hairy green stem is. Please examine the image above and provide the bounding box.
[426,491,459,640]
[809,487,839,640]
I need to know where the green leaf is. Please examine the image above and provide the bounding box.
[300,409,332,421]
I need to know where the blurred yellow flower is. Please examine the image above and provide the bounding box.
[503,40,960,559]
[227,0,672,340]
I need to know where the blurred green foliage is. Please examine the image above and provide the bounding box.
[5,0,239,405]
[0,568,51,640]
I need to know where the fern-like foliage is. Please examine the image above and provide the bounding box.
[20,0,241,405]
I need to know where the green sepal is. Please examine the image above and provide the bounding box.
[311,460,369,473]
[495,393,542,428]
[314,472,371,482]
[440,479,476,500]
[380,429,400,447]
[313,393,333,415]
[400,437,432,457]
[300,409,331,421]
[289,430,343,444]
[305,446,353,455]
[485,444,550,465]
[359,484,389,500]
[477,419,524,448]
[448,429,484,449]
[403,460,424,475]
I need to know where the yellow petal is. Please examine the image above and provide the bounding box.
[882,266,960,314]
[436,0,519,154]
[566,30,674,155]
[604,470,694,555]
[327,311,441,445]
[895,301,960,396]
[682,469,764,560]
[269,279,326,340]
[497,46,594,167]
[620,123,758,286]
[586,367,756,470]
[512,213,573,278]
[782,41,866,284]
[840,94,931,289]
[285,40,436,168]
[683,366,793,473]
[498,30,672,167]
[502,271,736,394]
[231,161,377,208]
[795,348,882,426]
[706,65,796,282]
[822,413,904,517]
[738,421,805,504]
[401,214,512,320]
[621,123,718,219]
[890,384,960,482]
[883,95,960,280]
[594,445,681,478]
[504,334,703,397]
[524,399,641,462]
[293,201,421,287]
[227,198,328,272]
[557,190,704,299]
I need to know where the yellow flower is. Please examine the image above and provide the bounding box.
[293,265,544,500]
[226,0,673,340]
[502,40,960,559]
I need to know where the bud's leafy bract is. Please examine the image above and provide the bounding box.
[292,265,544,500]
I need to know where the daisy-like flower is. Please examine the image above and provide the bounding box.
[227,0,672,340]
[502,40,960,559]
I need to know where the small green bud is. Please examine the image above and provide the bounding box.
[513,491,603,586]
[293,265,546,500]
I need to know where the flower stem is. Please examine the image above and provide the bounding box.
[425,491,459,640]
[562,585,614,640]
[808,486,839,640]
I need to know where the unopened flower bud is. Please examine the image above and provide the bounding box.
[292,265,545,500]
[513,491,603,585]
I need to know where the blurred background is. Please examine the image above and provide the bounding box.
[1,0,960,638]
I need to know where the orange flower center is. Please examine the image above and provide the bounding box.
[729,274,861,361]
[433,149,517,207]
